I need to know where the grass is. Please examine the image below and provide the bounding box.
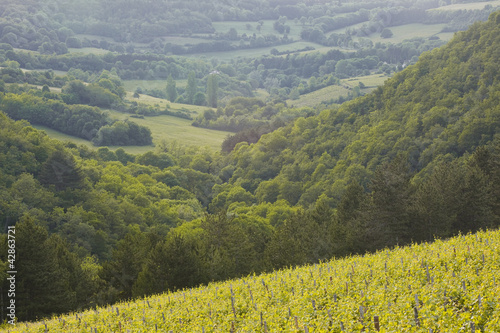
[428,0,500,11]
[342,74,389,90]
[328,22,454,44]
[366,23,450,44]
[287,74,389,108]
[67,47,113,55]
[287,85,351,108]
[106,109,231,151]
[187,41,327,61]
[123,79,190,93]
[125,92,212,116]
[212,19,305,40]
[7,229,500,332]
[32,94,230,153]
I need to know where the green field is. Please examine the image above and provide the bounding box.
[8,228,500,332]
[288,85,351,108]
[212,19,305,40]
[125,92,211,116]
[287,74,389,107]
[428,0,500,11]
[367,23,451,44]
[32,100,231,153]
[187,40,325,60]
[328,22,454,44]
[67,47,114,55]
[106,109,231,151]
[123,79,190,92]
[342,74,389,89]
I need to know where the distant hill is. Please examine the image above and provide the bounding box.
[225,11,500,208]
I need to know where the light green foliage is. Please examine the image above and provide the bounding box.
[10,229,500,332]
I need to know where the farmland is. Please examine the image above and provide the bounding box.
[5,229,499,332]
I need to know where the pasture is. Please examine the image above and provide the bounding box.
[427,0,500,11]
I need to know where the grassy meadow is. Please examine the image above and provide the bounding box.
[287,74,389,107]
[427,0,500,11]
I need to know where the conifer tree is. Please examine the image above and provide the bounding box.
[15,217,71,320]
[206,73,218,108]
[39,150,83,191]
[166,75,178,102]
[186,71,197,104]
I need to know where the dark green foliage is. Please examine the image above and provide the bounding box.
[133,232,202,296]
[92,120,153,146]
[39,150,83,191]
[166,75,178,102]
[2,218,71,321]
[206,74,218,108]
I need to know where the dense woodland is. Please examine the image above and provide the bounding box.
[1,0,500,325]
[1,0,498,106]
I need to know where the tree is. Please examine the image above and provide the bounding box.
[39,150,83,191]
[9,217,71,320]
[133,232,202,297]
[367,156,413,249]
[380,28,393,38]
[186,71,197,104]
[193,92,206,106]
[166,75,178,102]
[206,73,218,108]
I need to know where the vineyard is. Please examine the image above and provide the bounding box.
[5,229,500,332]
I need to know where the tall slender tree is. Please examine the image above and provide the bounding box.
[186,71,197,104]
[166,75,178,102]
[206,73,218,108]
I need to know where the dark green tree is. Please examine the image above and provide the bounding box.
[133,232,202,297]
[206,73,218,108]
[186,71,197,104]
[166,75,178,102]
[39,150,83,191]
[367,156,413,249]
[11,217,71,321]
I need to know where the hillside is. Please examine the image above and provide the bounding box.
[2,4,500,328]
[223,11,500,207]
[4,229,500,332]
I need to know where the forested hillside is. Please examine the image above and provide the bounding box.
[1,2,500,327]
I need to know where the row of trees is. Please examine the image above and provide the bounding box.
[0,91,152,146]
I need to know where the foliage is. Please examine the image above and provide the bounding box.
[6,228,500,331]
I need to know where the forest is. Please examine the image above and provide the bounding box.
[1,0,500,326]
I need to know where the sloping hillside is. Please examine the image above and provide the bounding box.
[225,11,500,207]
[4,229,499,332]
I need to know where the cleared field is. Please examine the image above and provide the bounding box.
[32,125,154,154]
[188,41,325,60]
[288,74,389,107]
[212,20,304,40]
[342,74,389,89]
[367,23,450,44]
[329,22,453,44]
[287,85,351,108]
[125,92,211,116]
[123,79,189,92]
[67,47,114,55]
[428,0,500,11]
[31,103,230,153]
[106,109,231,151]
[158,36,209,45]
